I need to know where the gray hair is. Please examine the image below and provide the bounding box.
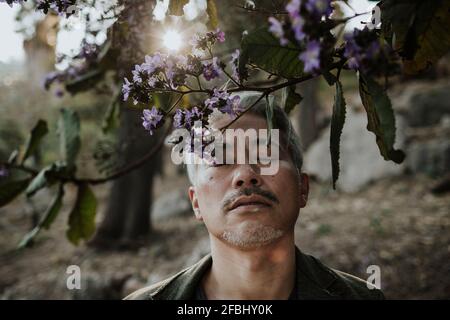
[185,91,303,185]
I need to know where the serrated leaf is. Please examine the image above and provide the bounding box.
[282,85,303,114]
[330,80,346,189]
[18,184,64,248]
[168,0,189,16]
[21,120,48,165]
[359,74,405,163]
[240,28,304,79]
[66,183,97,245]
[0,178,30,208]
[381,0,450,74]
[58,109,81,169]
[206,0,219,30]
[265,95,274,144]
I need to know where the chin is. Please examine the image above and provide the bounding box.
[220,221,284,249]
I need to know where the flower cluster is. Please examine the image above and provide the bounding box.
[190,28,225,51]
[122,29,245,148]
[268,0,335,74]
[205,89,243,118]
[343,27,400,76]
[0,0,26,7]
[36,0,78,16]
[44,41,101,96]
[1,0,79,16]
[173,106,204,130]
[122,30,230,107]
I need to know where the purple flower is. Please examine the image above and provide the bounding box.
[268,17,288,46]
[132,64,145,84]
[0,0,25,8]
[215,29,225,43]
[230,49,241,81]
[183,107,204,130]
[206,28,226,44]
[221,95,242,118]
[122,77,133,101]
[305,0,333,17]
[0,166,9,179]
[142,107,164,135]
[202,57,221,81]
[299,40,321,73]
[142,53,164,74]
[173,109,185,129]
[205,88,230,110]
[343,28,389,74]
[291,16,306,41]
[286,0,301,19]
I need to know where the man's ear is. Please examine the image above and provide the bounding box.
[188,186,203,221]
[299,173,309,208]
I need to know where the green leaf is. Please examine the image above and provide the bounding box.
[381,0,450,74]
[358,74,405,163]
[168,0,189,16]
[25,164,56,197]
[18,184,65,248]
[281,85,303,114]
[265,95,274,144]
[21,120,48,165]
[240,28,305,79]
[0,179,30,208]
[206,0,219,30]
[330,80,346,189]
[41,184,65,229]
[66,183,97,245]
[58,109,81,169]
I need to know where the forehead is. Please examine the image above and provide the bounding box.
[226,113,268,131]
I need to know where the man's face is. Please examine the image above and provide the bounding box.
[188,113,309,249]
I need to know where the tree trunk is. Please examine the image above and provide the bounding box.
[91,0,163,248]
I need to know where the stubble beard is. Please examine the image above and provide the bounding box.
[220,220,284,249]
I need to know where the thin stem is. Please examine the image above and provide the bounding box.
[2,123,172,186]
[166,93,184,114]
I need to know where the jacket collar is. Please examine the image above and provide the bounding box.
[150,247,339,300]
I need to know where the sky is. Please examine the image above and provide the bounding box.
[0,0,375,64]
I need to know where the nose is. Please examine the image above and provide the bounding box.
[232,164,262,188]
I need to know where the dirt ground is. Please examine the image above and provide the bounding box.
[0,173,449,299]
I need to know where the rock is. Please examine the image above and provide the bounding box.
[151,188,192,221]
[406,138,450,176]
[390,81,450,128]
[405,85,450,127]
[304,108,405,192]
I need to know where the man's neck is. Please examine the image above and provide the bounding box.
[202,235,296,300]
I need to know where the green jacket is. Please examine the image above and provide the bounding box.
[124,247,385,300]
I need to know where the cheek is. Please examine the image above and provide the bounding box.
[195,169,226,213]
[266,161,301,207]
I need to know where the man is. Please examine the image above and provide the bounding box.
[125,93,385,300]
